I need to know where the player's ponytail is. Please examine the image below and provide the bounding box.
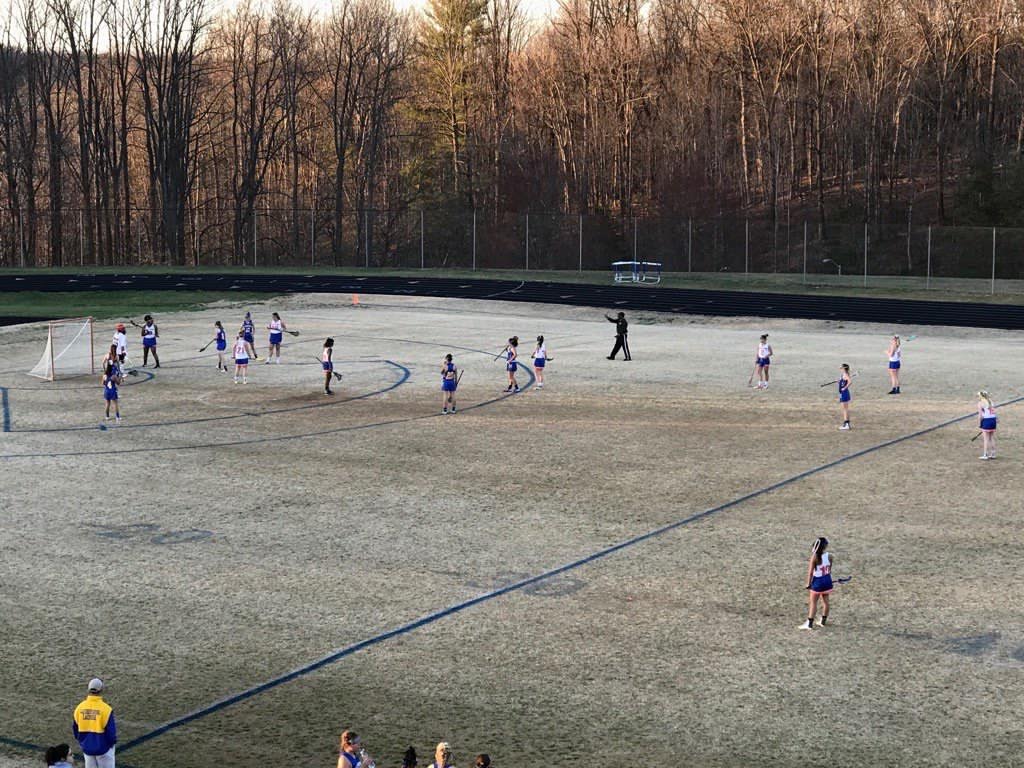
[811,537,828,568]
[978,390,993,410]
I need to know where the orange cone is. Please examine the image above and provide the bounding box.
[352,293,360,307]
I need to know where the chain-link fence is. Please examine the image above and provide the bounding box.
[3,206,1024,295]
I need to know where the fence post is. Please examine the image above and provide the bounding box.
[687,218,692,272]
[311,206,316,266]
[991,227,997,295]
[744,218,749,277]
[578,214,583,272]
[19,214,24,268]
[632,216,637,262]
[926,225,931,290]
[525,213,529,271]
[79,210,84,266]
[420,209,424,269]
[802,220,807,285]
[364,209,370,268]
[472,209,477,271]
[863,221,868,288]
[253,207,257,268]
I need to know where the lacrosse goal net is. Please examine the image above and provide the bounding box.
[27,317,96,380]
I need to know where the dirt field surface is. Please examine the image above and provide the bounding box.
[1,294,1021,768]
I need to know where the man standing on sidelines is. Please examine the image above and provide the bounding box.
[605,311,631,360]
[73,678,116,768]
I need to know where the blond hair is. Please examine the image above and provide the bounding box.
[978,390,993,409]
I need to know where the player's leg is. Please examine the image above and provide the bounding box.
[608,336,622,360]
[800,593,818,629]
[818,593,830,626]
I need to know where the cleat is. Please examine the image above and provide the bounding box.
[839,423,850,430]
[798,621,814,630]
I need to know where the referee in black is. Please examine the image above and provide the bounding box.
[605,311,631,360]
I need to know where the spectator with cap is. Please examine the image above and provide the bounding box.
[72,678,116,768]
[44,743,74,767]
[604,312,631,360]
[428,742,455,768]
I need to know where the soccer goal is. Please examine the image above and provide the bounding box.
[27,317,96,380]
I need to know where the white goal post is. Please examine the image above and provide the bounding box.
[27,317,96,381]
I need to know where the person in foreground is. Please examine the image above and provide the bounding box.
[799,537,833,630]
[72,678,116,768]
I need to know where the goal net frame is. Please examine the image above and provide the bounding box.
[27,316,96,381]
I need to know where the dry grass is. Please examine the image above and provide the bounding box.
[0,295,1020,767]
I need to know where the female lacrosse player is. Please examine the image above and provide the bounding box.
[100,342,118,373]
[799,537,834,629]
[503,336,520,393]
[213,321,228,371]
[141,314,160,368]
[112,323,128,366]
[322,338,335,395]
[886,335,902,394]
[532,335,552,388]
[441,353,458,413]
[977,390,998,459]
[241,312,258,359]
[266,312,287,364]
[838,364,852,430]
[102,346,122,423]
[232,331,254,384]
[755,334,773,389]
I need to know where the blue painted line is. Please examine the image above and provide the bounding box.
[8,362,403,434]
[119,395,1022,754]
[0,736,141,768]
[0,735,41,752]
[0,339,534,459]
[1,386,9,432]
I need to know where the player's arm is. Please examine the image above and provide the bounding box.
[805,556,815,589]
[154,324,159,337]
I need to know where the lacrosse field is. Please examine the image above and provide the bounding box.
[0,293,1021,768]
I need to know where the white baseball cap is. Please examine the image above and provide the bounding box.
[87,678,104,693]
